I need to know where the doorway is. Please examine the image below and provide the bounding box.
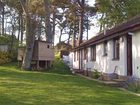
[127,35,132,76]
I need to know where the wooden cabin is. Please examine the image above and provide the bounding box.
[18,40,54,70]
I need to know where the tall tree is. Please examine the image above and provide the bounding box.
[44,0,52,43]
[1,2,5,35]
[19,0,38,70]
[95,0,140,31]
[77,0,85,45]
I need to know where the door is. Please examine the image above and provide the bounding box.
[80,50,83,70]
[78,50,81,70]
[127,35,132,76]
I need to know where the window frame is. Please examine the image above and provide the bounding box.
[74,51,76,61]
[47,45,50,48]
[112,37,120,60]
[103,41,108,56]
[90,45,96,61]
[77,51,79,61]
[84,48,88,60]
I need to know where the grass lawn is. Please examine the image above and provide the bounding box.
[0,60,140,105]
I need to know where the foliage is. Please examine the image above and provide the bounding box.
[8,51,18,62]
[92,69,101,79]
[125,77,140,93]
[0,35,14,44]
[0,34,18,49]
[48,56,72,75]
[128,83,140,93]
[0,34,18,63]
[0,51,11,64]
[0,51,17,64]
[55,51,61,60]
[55,41,72,51]
[95,0,140,30]
[0,63,140,105]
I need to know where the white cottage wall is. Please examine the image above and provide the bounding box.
[132,30,140,78]
[87,36,127,76]
[69,37,128,77]
[72,51,79,69]
[69,52,73,68]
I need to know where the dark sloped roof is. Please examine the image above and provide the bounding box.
[72,15,140,51]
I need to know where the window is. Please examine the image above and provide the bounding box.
[47,45,50,48]
[74,51,76,61]
[103,41,107,56]
[77,51,79,60]
[91,45,96,61]
[113,38,120,60]
[84,48,88,60]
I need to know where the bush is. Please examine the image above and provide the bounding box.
[9,51,17,62]
[0,51,11,64]
[92,69,101,79]
[126,77,140,93]
[128,83,140,93]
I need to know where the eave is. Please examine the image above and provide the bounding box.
[72,15,140,51]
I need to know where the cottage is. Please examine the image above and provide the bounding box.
[18,40,54,70]
[69,15,140,81]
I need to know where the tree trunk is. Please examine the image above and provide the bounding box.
[20,14,24,44]
[52,9,56,45]
[38,16,43,40]
[86,17,88,40]
[19,0,36,70]
[78,0,85,45]
[67,28,72,45]
[2,5,4,35]
[21,15,36,70]
[10,24,15,52]
[18,14,21,42]
[72,25,76,48]
[99,14,104,32]
[44,0,52,43]
[59,29,63,43]
[67,35,70,45]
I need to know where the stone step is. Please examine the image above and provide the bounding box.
[113,78,127,82]
[102,80,126,87]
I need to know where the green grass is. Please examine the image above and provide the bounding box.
[0,61,140,105]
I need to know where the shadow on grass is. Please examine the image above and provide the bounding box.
[0,59,73,79]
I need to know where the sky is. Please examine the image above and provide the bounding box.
[54,0,99,45]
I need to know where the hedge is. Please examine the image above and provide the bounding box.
[0,51,11,64]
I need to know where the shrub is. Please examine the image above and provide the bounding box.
[128,83,140,93]
[8,51,17,62]
[0,51,11,64]
[55,52,61,60]
[126,77,140,93]
[92,69,101,79]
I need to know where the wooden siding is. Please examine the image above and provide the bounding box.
[18,41,54,61]
[38,41,54,61]
[17,47,25,61]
